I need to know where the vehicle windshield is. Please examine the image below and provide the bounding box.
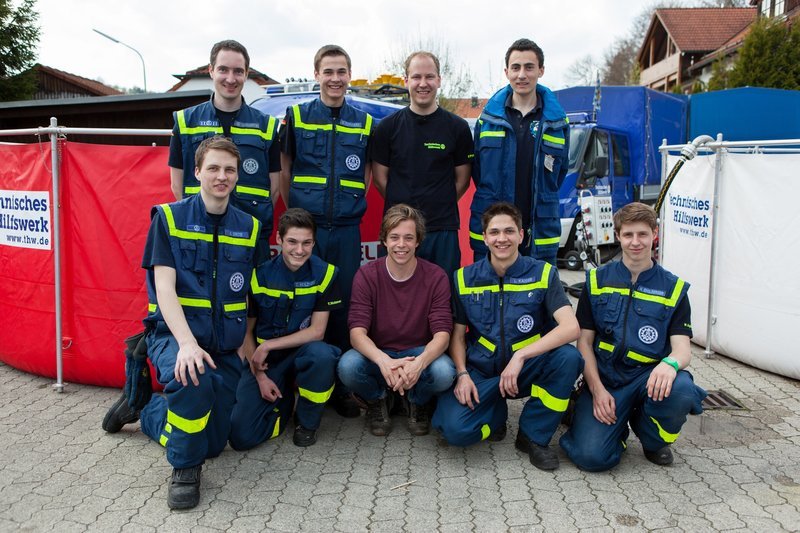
[568,127,589,173]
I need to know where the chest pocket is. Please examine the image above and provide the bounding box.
[224,243,253,265]
[464,289,495,326]
[596,293,623,333]
[298,129,328,162]
[180,239,207,275]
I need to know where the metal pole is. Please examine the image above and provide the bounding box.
[93,29,147,92]
[50,117,65,392]
[658,138,668,265]
[704,133,724,359]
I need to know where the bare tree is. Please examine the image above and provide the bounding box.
[564,54,600,86]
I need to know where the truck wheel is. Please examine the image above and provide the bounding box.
[564,250,582,271]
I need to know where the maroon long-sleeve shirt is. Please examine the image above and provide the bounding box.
[348,257,453,352]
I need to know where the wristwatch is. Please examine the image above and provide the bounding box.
[661,356,680,372]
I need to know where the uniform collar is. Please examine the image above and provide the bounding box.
[614,258,658,285]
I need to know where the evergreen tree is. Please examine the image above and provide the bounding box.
[0,0,40,101]
[726,18,800,90]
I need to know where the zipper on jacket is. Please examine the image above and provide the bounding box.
[498,277,507,374]
[327,117,337,225]
[210,223,220,352]
[619,281,635,356]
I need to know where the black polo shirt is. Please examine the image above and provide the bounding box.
[505,92,543,232]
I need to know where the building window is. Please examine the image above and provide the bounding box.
[775,0,785,16]
[762,0,773,16]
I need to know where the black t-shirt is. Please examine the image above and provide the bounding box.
[452,262,570,325]
[575,285,693,337]
[371,107,473,231]
[168,107,280,173]
[505,93,543,232]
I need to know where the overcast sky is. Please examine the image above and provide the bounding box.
[36,0,650,96]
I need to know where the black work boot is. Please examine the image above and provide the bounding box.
[644,445,674,466]
[332,392,362,418]
[293,425,318,447]
[365,397,391,436]
[168,465,202,510]
[102,394,140,433]
[407,402,431,436]
[515,432,559,471]
[487,424,507,442]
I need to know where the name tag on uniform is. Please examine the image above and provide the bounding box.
[544,154,555,172]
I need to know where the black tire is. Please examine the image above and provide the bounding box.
[564,250,582,271]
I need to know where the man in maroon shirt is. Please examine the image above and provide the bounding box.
[338,204,455,436]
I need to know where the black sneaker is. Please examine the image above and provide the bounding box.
[408,402,431,436]
[644,446,674,466]
[332,393,362,418]
[293,425,317,447]
[167,465,202,510]
[365,397,391,436]
[102,394,140,433]
[515,432,559,471]
[487,424,507,442]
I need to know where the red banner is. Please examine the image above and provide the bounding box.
[0,141,475,388]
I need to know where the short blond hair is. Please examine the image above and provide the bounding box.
[380,204,426,244]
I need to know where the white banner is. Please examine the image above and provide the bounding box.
[0,190,52,250]
[662,152,800,379]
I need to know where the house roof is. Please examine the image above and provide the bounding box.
[34,64,124,96]
[448,97,487,119]
[654,7,756,53]
[169,65,279,91]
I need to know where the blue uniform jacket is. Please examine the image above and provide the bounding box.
[287,98,373,226]
[470,84,569,260]
[144,193,259,353]
[587,260,690,388]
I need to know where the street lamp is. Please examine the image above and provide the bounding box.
[92,29,147,92]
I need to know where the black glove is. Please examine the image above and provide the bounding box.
[123,331,152,410]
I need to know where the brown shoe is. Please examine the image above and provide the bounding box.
[408,402,431,436]
[365,397,391,436]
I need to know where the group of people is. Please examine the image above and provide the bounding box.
[102,38,706,510]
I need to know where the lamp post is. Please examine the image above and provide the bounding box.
[92,29,147,92]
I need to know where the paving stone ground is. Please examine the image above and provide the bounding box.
[1,269,799,532]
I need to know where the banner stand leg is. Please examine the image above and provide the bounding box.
[50,117,65,393]
[703,133,724,359]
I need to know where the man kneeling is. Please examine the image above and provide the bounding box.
[229,208,342,449]
[338,204,456,436]
[560,202,706,471]
[432,202,583,471]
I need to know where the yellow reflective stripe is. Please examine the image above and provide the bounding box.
[267,115,277,140]
[165,423,172,433]
[589,268,630,296]
[598,341,615,352]
[511,334,541,352]
[148,303,157,313]
[469,231,483,242]
[298,383,335,404]
[295,264,336,296]
[340,179,365,190]
[530,384,569,412]
[292,104,332,131]
[271,417,281,439]
[477,336,496,353]
[229,126,272,141]
[166,409,211,434]
[627,351,659,364]
[184,186,201,194]
[178,297,211,308]
[176,109,223,136]
[650,416,679,443]
[236,185,270,198]
[250,270,294,299]
[159,435,168,447]
[223,302,247,312]
[458,263,551,295]
[479,130,506,138]
[161,204,258,248]
[480,424,491,440]
[542,133,565,145]
[632,279,686,308]
[534,236,560,246]
[293,176,327,185]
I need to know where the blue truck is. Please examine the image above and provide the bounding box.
[553,86,688,268]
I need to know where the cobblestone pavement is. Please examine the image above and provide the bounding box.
[1,271,799,532]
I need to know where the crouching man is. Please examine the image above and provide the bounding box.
[229,208,343,449]
[560,202,706,471]
[338,204,456,436]
[102,136,260,509]
[432,202,583,471]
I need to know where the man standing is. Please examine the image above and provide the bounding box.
[469,39,569,266]
[279,46,372,404]
[103,137,259,509]
[433,202,583,471]
[560,203,706,471]
[338,204,455,436]
[169,39,280,252]
[229,208,342,450]
[371,51,473,279]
